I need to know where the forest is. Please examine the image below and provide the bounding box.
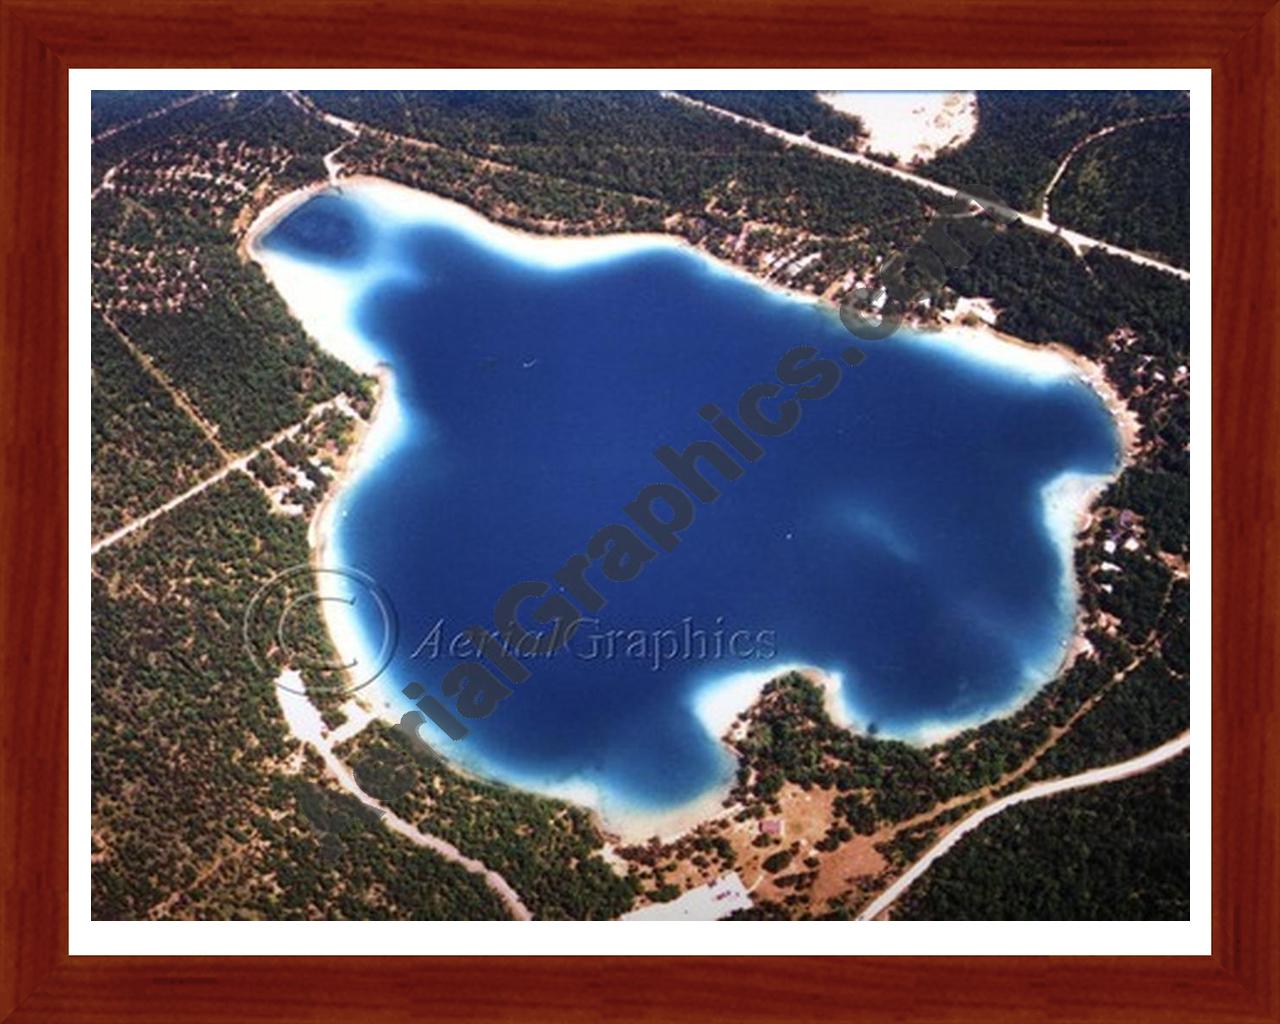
[663,90,1191,235]
[91,91,228,182]
[92,93,365,465]
[309,89,937,241]
[108,264,360,452]
[1052,117,1190,268]
[91,90,200,138]
[1027,657,1187,780]
[924,91,1190,212]
[892,754,1190,920]
[682,90,866,147]
[90,310,219,535]
[724,635,1183,842]
[340,723,639,920]
[91,473,509,919]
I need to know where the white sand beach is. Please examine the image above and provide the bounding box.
[690,663,853,741]
[247,176,824,317]
[305,367,407,717]
[1041,470,1118,568]
[903,321,1077,383]
[445,664,854,846]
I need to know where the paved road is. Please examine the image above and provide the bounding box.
[857,731,1192,921]
[667,93,1190,283]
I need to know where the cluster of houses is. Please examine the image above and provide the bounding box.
[1095,510,1144,593]
[95,132,309,321]
[95,239,211,318]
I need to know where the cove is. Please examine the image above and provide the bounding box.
[254,180,1120,830]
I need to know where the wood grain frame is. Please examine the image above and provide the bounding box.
[1,2,1274,1020]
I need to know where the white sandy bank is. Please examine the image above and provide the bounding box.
[818,91,978,165]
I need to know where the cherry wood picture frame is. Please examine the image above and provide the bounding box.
[1,1,1274,1020]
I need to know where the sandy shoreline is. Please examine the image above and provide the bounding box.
[306,365,403,715]
[923,320,1143,461]
[246,176,1144,466]
[900,320,1139,748]
[247,174,827,314]
[240,179,334,262]
[245,174,1142,843]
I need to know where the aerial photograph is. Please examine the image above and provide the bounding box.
[90,87,1192,922]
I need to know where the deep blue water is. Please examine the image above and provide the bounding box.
[262,191,1119,814]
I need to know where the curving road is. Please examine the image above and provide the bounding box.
[1040,113,1189,224]
[275,676,534,920]
[857,731,1191,921]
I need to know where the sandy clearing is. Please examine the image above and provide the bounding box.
[818,91,978,165]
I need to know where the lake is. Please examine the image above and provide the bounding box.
[256,181,1119,831]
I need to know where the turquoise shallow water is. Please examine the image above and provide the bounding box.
[261,189,1119,816]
